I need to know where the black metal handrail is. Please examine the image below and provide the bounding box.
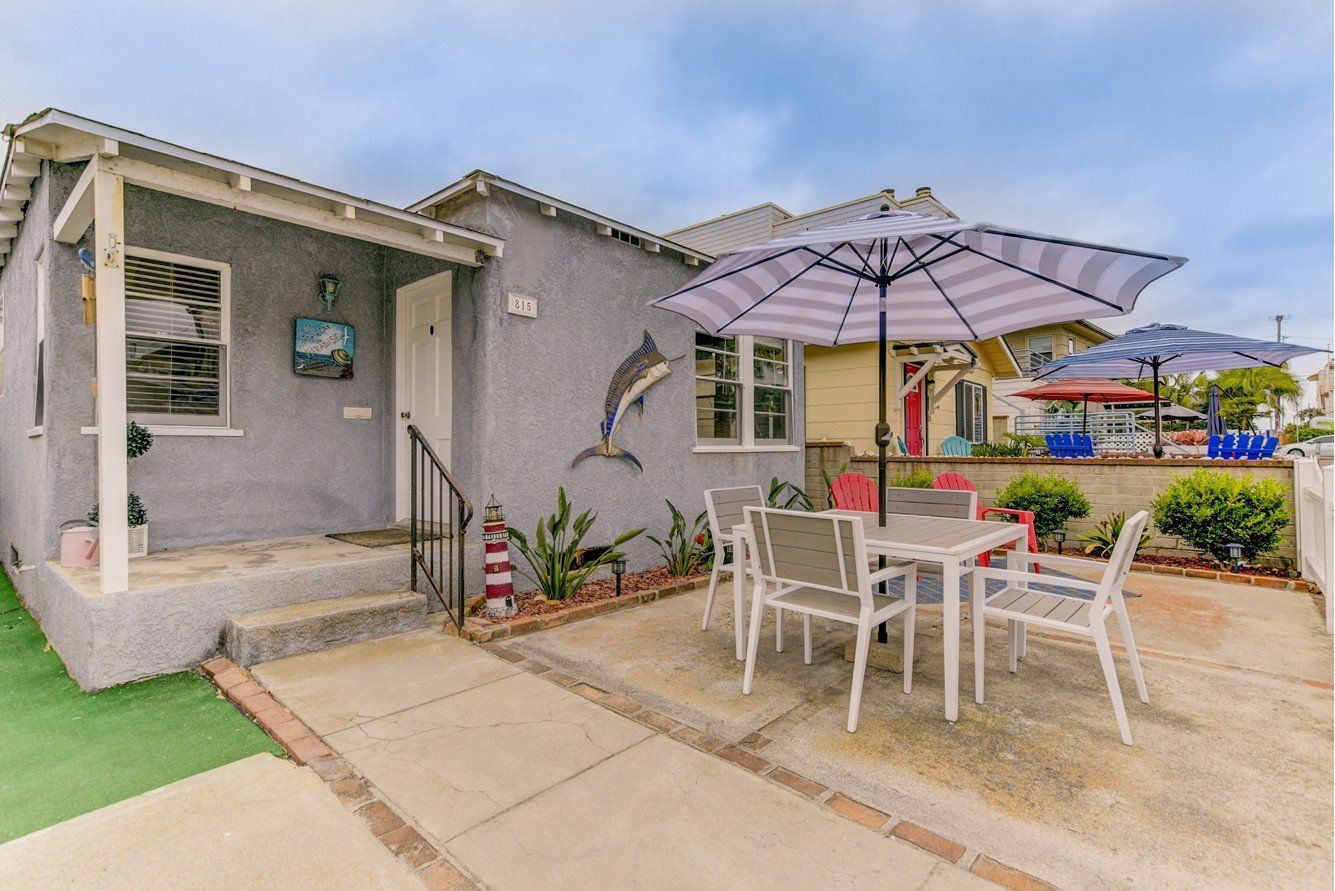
[408,425,473,631]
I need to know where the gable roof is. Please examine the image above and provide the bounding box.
[407,170,714,264]
[1,109,504,270]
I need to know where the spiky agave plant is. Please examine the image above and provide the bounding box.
[1078,511,1152,558]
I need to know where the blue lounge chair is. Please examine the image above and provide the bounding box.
[1257,436,1279,459]
[1074,434,1096,457]
[940,436,972,457]
[1206,435,1222,458]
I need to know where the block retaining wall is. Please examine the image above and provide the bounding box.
[805,442,1298,567]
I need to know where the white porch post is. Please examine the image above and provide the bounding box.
[93,166,129,594]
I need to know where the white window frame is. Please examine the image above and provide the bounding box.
[124,245,233,429]
[956,380,987,444]
[693,331,797,453]
[1026,334,1054,373]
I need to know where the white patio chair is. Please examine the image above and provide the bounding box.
[701,486,765,633]
[741,507,917,732]
[971,510,1150,745]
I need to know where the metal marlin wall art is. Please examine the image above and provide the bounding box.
[572,331,676,471]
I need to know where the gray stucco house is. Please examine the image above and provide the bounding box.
[0,110,804,689]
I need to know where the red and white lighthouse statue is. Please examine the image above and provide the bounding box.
[482,495,517,618]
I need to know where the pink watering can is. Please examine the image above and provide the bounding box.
[60,521,99,568]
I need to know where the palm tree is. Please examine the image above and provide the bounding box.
[1213,367,1302,430]
[1122,372,1210,409]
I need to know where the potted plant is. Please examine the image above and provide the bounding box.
[88,422,154,558]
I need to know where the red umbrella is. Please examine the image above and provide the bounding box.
[1013,378,1158,433]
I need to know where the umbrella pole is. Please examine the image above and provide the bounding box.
[1151,360,1164,458]
[1082,395,1089,434]
[876,280,890,644]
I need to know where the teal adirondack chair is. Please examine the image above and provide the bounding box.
[940,436,972,457]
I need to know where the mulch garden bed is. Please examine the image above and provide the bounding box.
[1047,548,1314,590]
[462,565,715,642]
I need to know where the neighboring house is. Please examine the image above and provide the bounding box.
[0,109,803,689]
[991,319,1115,434]
[669,187,1111,455]
[1308,358,1334,418]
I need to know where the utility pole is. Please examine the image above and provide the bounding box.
[1270,314,1289,342]
[1268,314,1291,431]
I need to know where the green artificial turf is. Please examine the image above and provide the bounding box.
[0,568,282,843]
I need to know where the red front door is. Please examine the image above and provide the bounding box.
[904,363,925,456]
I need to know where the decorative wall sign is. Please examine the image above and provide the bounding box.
[571,330,673,471]
[294,317,355,379]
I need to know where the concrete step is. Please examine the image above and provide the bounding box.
[224,591,428,667]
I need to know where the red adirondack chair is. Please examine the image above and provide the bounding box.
[931,472,1039,571]
[829,471,878,512]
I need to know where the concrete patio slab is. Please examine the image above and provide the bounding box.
[507,571,1334,888]
[447,733,944,889]
[326,671,652,841]
[253,627,519,735]
[0,754,417,889]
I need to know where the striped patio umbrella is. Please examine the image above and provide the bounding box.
[1206,384,1226,437]
[650,208,1185,587]
[1034,323,1324,455]
[1013,378,1161,432]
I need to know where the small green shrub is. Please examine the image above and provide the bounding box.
[646,500,711,576]
[1078,511,1152,558]
[508,487,643,600]
[995,474,1090,542]
[1284,423,1329,443]
[887,469,934,488]
[1005,433,1045,451]
[972,441,1026,457]
[89,493,148,527]
[126,421,154,459]
[1151,470,1288,562]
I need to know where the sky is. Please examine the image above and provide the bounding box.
[2,0,1331,401]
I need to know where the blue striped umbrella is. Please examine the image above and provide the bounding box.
[1035,323,1324,455]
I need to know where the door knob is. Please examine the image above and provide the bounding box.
[400,411,411,420]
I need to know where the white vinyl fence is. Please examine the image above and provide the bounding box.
[1293,458,1333,633]
[1012,409,1185,455]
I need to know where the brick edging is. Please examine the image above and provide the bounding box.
[1127,560,1318,592]
[200,657,476,888]
[462,574,715,643]
[201,657,333,764]
[486,643,1056,891]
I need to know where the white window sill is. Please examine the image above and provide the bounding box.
[82,425,245,437]
[26,426,44,438]
[692,444,800,454]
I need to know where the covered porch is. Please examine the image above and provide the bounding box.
[13,109,504,596]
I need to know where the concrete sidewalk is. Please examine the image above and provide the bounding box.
[0,754,418,888]
[254,628,985,889]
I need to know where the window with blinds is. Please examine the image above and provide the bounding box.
[124,249,229,425]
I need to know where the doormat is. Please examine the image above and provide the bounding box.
[326,528,445,548]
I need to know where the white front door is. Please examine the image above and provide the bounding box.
[395,272,453,522]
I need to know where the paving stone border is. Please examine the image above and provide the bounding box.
[485,642,1057,891]
[202,657,475,888]
[461,575,715,643]
[1127,560,1318,592]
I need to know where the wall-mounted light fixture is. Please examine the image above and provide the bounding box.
[318,274,342,311]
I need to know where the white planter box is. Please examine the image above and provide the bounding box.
[128,524,148,559]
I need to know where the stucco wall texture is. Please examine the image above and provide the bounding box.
[1,166,805,583]
[435,188,805,571]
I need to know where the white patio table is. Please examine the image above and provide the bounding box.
[827,510,1029,722]
[735,510,1028,722]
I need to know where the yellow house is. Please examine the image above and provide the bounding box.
[667,187,1117,455]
